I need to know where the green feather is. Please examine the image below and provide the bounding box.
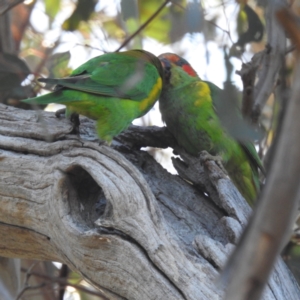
[23,50,163,142]
[158,53,263,205]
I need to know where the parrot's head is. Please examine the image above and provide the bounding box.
[158,53,199,87]
[123,49,165,84]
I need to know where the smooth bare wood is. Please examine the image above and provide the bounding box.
[252,1,286,123]
[0,103,299,299]
[223,37,300,300]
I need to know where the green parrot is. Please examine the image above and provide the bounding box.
[23,50,164,143]
[158,53,264,205]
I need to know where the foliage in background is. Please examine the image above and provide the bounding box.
[1,0,298,299]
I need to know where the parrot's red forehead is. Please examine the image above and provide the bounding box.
[159,53,181,64]
[181,64,198,77]
[158,53,198,77]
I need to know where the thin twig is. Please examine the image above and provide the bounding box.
[58,264,69,300]
[74,42,105,52]
[21,267,110,300]
[15,283,47,300]
[169,0,184,10]
[221,0,234,44]
[206,19,230,36]
[170,0,234,43]
[15,262,40,300]
[115,0,171,52]
[223,6,300,300]
[251,2,286,124]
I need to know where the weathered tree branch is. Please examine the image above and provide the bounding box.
[223,6,300,300]
[0,103,299,299]
[251,1,286,123]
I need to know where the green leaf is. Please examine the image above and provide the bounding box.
[126,17,142,48]
[139,0,171,43]
[120,0,142,47]
[63,0,97,31]
[102,19,126,40]
[45,0,61,19]
[236,4,264,47]
[116,0,190,45]
[68,270,82,284]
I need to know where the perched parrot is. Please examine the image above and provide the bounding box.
[158,53,264,205]
[23,50,164,143]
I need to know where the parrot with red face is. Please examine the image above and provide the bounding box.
[158,53,264,205]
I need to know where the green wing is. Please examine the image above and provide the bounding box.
[205,80,265,175]
[34,50,161,103]
[240,142,265,175]
[203,80,222,100]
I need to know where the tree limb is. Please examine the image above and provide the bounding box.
[251,1,286,123]
[0,104,298,299]
[223,6,300,300]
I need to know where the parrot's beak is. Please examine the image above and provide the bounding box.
[158,57,171,84]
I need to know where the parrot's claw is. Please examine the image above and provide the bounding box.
[55,109,80,127]
[200,150,228,175]
[70,113,80,128]
[55,108,66,118]
[68,113,80,135]
[55,109,80,134]
[98,140,110,146]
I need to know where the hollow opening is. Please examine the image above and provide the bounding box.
[62,165,107,228]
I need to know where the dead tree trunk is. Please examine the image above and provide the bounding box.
[0,103,299,299]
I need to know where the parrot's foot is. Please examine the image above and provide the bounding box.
[70,113,80,128]
[55,108,66,118]
[69,113,80,135]
[200,150,228,176]
[55,109,80,127]
[55,109,80,134]
[98,140,110,146]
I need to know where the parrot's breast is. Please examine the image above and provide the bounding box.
[139,77,162,113]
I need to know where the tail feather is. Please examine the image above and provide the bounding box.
[38,77,61,85]
[22,91,64,105]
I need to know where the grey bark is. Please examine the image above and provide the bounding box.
[0,258,21,300]
[0,103,299,299]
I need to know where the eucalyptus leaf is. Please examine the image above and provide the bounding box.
[45,0,61,20]
[63,0,97,31]
[236,4,264,48]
